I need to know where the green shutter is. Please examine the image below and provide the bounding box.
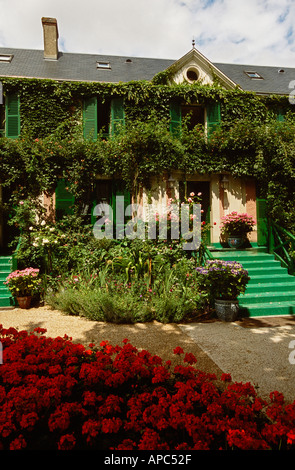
[55,179,75,219]
[83,97,97,140]
[110,97,125,136]
[5,94,20,139]
[206,102,221,138]
[169,101,181,137]
[256,198,268,246]
[276,107,285,122]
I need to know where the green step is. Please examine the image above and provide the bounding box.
[0,256,13,308]
[211,248,295,317]
[0,296,14,307]
[0,256,13,265]
[240,260,281,269]
[245,281,295,293]
[0,272,9,281]
[239,302,295,317]
[213,252,275,261]
[240,290,295,304]
[247,274,294,284]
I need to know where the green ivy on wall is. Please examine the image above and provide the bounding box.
[0,76,295,232]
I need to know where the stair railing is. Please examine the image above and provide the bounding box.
[268,219,295,274]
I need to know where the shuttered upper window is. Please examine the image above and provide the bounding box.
[169,100,221,138]
[83,96,125,140]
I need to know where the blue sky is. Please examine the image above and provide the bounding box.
[0,0,294,66]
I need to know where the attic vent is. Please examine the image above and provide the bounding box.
[126,59,132,63]
[96,61,111,69]
[245,71,263,79]
[278,69,285,73]
[0,54,13,63]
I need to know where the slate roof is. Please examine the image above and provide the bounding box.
[0,46,294,95]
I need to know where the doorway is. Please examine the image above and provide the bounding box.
[179,180,211,245]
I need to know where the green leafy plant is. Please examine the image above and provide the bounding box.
[196,259,250,301]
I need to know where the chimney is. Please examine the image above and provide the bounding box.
[41,17,59,60]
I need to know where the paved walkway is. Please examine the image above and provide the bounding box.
[1,306,295,403]
[180,316,295,403]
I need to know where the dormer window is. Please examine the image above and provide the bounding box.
[0,54,13,63]
[245,71,263,79]
[96,61,111,69]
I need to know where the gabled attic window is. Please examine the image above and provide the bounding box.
[245,71,263,79]
[96,61,111,69]
[0,54,13,63]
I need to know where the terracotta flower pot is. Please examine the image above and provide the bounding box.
[16,296,32,309]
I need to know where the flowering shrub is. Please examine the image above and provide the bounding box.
[1,325,295,450]
[4,268,42,297]
[196,259,250,301]
[220,211,256,237]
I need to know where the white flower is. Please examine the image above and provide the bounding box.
[42,238,49,244]
[41,220,46,226]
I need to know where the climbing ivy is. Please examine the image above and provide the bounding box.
[1,76,295,232]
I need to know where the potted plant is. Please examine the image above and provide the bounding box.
[5,267,42,309]
[196,259,250,321]
[220,211,256,248]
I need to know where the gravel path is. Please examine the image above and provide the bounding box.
[0,305,223,378]
[1,305,295,403]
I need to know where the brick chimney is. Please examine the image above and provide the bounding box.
[41,17,59,60]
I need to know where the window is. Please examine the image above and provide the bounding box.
[96,61,111,69]
[97,99,111,137]
[245,71,263,79]
[0,54,13,63]
[181,104,205,130]
[83,96,124,140]
[169,101,220,138]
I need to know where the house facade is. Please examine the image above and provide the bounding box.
[0,17,294,251]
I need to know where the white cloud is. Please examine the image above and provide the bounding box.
[0,0,294,66]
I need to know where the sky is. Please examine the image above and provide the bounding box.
[0,0,294,67]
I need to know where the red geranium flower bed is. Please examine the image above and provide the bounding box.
[1,325,295,450]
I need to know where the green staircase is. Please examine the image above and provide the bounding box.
[212,248,295,317]
[0,256,14,308]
